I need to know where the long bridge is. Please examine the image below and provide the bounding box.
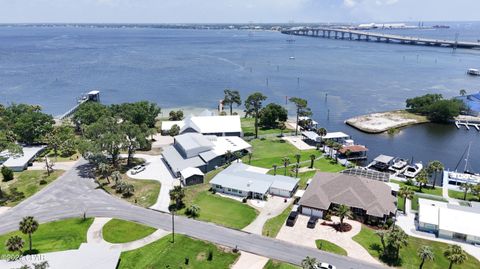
[281,27,480,49]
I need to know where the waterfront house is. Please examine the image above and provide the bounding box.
[162,133,251,180]
[210,163,299,199]
[161,114,243,137]
[298,172,396,223]
[418,198,480,244]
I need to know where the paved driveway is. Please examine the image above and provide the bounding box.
[276,215,381,265]
[126,154,178,212]
[243,196,292,235]
[0,159,385,269]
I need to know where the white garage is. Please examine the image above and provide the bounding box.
[300,206,324,218]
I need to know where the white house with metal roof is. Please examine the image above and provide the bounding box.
[418,198,480,244]
[161,115,243,137]
[1,145,46,172]
[210,163,299,199]
[162,133,251,183]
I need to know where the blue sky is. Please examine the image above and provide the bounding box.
[0,0,479,23]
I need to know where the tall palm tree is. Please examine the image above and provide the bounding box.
[234,151,243,163]
[5,235,24,256]
[427,160,444,189]
[444,244,467,269]
[459,183,474,200]
[398,186,415,213]
[225,150,233,164]
[272,164,277,176]
[295,153,301,165]
[169,186,185,210]
[316,128,327,151]
[301,256,317,269]
[375,230,387,251]
[333,143,343,163]
[248,152,253,164]
[417,245,434,269]
[111,171,122,187]
[282,157,290,176]
[98,162,111,184]
[19,216,39,253]
[416,170,429,192]
[386,228,409,260]
[294,164,300,178]
[335,204,352,230]
[309,154,316,169]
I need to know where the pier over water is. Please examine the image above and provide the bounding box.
[56,90,101,121]
[281,27,480,49]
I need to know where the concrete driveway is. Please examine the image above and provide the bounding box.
[243,196,292,235]
[276,215,381,265]
[126,154,179,212]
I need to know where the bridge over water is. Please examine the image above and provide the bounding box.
[281,27,480,49]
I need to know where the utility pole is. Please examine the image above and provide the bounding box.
[171,210,175,243]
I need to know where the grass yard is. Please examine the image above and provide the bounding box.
[263,260,300,269]
[262,204,292,237]
[0,218,93,255]
[297,171,317,189]
[119,234,239,269]
[449,189,479,202]
[390,179,443,196]
[0,170,64,207]
[353,225,480,268]
[315,239,347,256]
[241,118,293,137]
[37,148,80,162]
[102,219,157,244]
[100,175,160,208]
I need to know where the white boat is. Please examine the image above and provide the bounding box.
[467,68,480,76]
[388,158,408,172]
[289,56,295,60]
[403,163,423,178]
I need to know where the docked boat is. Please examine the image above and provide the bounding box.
[403,162,423,178]
[388,158,408,173]
[467,68,480,76]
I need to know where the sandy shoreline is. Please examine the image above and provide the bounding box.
[345,110,429,134]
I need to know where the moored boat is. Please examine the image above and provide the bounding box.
[467,68,480,76]
[403,162,423,178]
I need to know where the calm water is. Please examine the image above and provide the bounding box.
[1,24,479,169]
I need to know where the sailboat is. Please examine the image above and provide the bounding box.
[447,142,480,185]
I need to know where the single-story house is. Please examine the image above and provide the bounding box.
[298,172,396,222]
[418,198,480,244]
[161,114,243,137]
[1,145,46,172]
[162,133,251,179]
[210,163,299,199]
[180,167,204,186]
[322,132,350,143]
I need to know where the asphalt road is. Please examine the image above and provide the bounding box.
[0,160,385,269]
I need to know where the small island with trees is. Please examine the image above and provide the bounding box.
[346,92,474,134]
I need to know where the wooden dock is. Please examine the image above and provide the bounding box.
[281,27,480,50]
[455,120,480,131]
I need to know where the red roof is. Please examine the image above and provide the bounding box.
[339,145,368,154]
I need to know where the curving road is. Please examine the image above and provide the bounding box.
[0,159,385,269]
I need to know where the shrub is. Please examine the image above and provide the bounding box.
[39,179,48,185]
[385,218,394,228]
[242,198,247,203]
[207,250,213,261]
[1,166,14,182]
[323,213,332,221]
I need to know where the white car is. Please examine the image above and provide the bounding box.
[131,164,146,175]
[317,263,336,269]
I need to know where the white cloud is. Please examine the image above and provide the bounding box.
[343,0,357,8]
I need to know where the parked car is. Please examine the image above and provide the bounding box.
[131,164,146,175]
[307,216,319,229]
[286,211,298,227]
[317,262,336,269]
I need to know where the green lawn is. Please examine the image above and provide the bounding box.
[264,260,300,269]
[119,234,239,269]
[297,171,317,189]
[449,189,479,202]
[102,219,156,244]
[315,239,347,256]
[353,225,480,268]
[37,148,80,162]
[0,218,93,255]
[0,170,64,207]
[262,204,292,237]
[390,180,443,196]
[99,176,160,208]
[241,118,293,137]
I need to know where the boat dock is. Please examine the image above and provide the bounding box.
[56,90,101,121]
[280,27,480,50]
[455,120,480,131]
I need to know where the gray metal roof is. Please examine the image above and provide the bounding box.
[2,146,46,168]
[302,131,320,141]
[210,163,299,194]
[374,154,394,164]
[175,133,214,152]
[162,145,205,173]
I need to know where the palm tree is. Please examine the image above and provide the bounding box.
[234,151,243,163]
[398,186,415,213]
[459,183,474,200]
[247,152,253,164]
[5,235,24,256]
[459,89,467,96]
[386,228,409,260]
[335,204,352,231]
[272,164,277,176]
[375,230,387,251]
[19,216,39,253]
[169,186,185,210]
[316,128,327,151]
[294,164,300,178]
[309,154,316,169]
[98,162,111,184]
[188,204,200,219]
[427,160,444,189]
[295,153,301,165]
[333,143,343,163]
[282,157,290,176]
[416,170,429,192]
[417,245,434,269]
[444,244,467,269]
[301,256,317,269]
[111,171,122,187]
[225,150,233,164]
[122,184,135,198]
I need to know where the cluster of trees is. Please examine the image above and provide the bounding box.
[75,101,160,167]
[168,110,184,121]
[5,216,39,257]
[406,94,466,123]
